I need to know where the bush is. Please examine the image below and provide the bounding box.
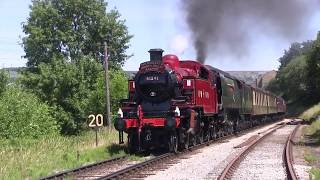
[0,70,9,96]
[300,103,320,121]
[0,86,59,139]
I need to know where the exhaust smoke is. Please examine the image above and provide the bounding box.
[182,0,318,63]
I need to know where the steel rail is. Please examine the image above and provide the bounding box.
[283,124,300,180]
[97,121,285,180]
[218,123,286,180]
[38,155,128,180]
[39,119,284,180]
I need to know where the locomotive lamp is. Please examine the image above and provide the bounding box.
[117,108,123,118]
[175,106,180,116]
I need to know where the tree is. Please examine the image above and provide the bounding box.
[20,57,128,134]
[267,55,307,103]
[87,69,128,116]
[21,0,132,134]
[22,0,132,69]
[306,32,320,103]
[278,41,313,70]
[20,57,104,134]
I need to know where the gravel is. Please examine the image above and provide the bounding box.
[144,120,289,180]
[232,125,295,180]
[75,159,140,180]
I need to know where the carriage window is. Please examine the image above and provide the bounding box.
[199,67,209,80]
[236,80,242,89]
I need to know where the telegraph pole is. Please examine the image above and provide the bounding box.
[104,41,111,129]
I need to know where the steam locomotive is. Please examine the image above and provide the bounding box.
[115,49,286,153]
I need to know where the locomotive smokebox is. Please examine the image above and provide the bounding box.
[148,48,164,61]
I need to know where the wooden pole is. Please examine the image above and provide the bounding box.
[104,41,111,128]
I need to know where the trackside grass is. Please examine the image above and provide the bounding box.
[300,103,320,179]
[300,103,320,121]
[0,128,127,180]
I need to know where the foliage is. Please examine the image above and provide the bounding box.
[278,41,313,70]
[310,168,320,180]
[20,57,103,134]
[266,40,316,110]
[267,55,308,103]
[0,128,125,180]
[306,32,320,103]
[87,69,128,115]
[0,70,9,96]
[20,57,128,134]
[21,0,132,135]
[22,0,132,69]
[300,103,320,121]
[0,86,59,139]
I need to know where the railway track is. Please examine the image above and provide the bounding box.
[284,123,300,180]
[38,119,285,180]
[218,121,300,180]
[39,155,128,180]
[94,121,285,180]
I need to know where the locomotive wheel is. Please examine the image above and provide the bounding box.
[184,133,190,149]
[197,130,204,144]
[191,135,197,146]
[127,132,139,154]
[233,117,239,134]
[204,130,210,142]
[168,132,178,153]
[210,127,216,140]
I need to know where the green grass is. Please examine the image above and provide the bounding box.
[305,152,318,164]
[0,128,127,180]
[300,105,320,179]
[299,102,320,121]
[310,168,320,180]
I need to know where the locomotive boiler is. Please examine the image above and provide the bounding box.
[114,49,286,153]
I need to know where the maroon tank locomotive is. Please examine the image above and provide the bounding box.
[115,49,286,153]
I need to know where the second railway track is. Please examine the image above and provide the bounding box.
[218,120,300,180]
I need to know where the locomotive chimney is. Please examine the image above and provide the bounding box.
[148,48,164,61]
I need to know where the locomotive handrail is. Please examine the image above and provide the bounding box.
[172,96,188,103]
[120,99,136,105]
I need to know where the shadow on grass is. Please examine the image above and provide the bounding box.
[303,134,320,147]
[310,129,320,145]
[106,143,127,156]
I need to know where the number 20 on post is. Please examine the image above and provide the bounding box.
[88,114,104,127]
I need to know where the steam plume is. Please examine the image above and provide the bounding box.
[183,0,317,63]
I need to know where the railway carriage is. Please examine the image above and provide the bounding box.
[115,49,286,153]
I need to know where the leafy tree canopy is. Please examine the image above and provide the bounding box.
[267,32,320,109]
[23,0,132,69]
[20,0,132,134]
[87,69,128,116]
[278,41,313,70]
[306,31,320,103]
[20,57,103,134]
[20,57,128,134]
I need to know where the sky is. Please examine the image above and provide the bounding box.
[0,0,320,71]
